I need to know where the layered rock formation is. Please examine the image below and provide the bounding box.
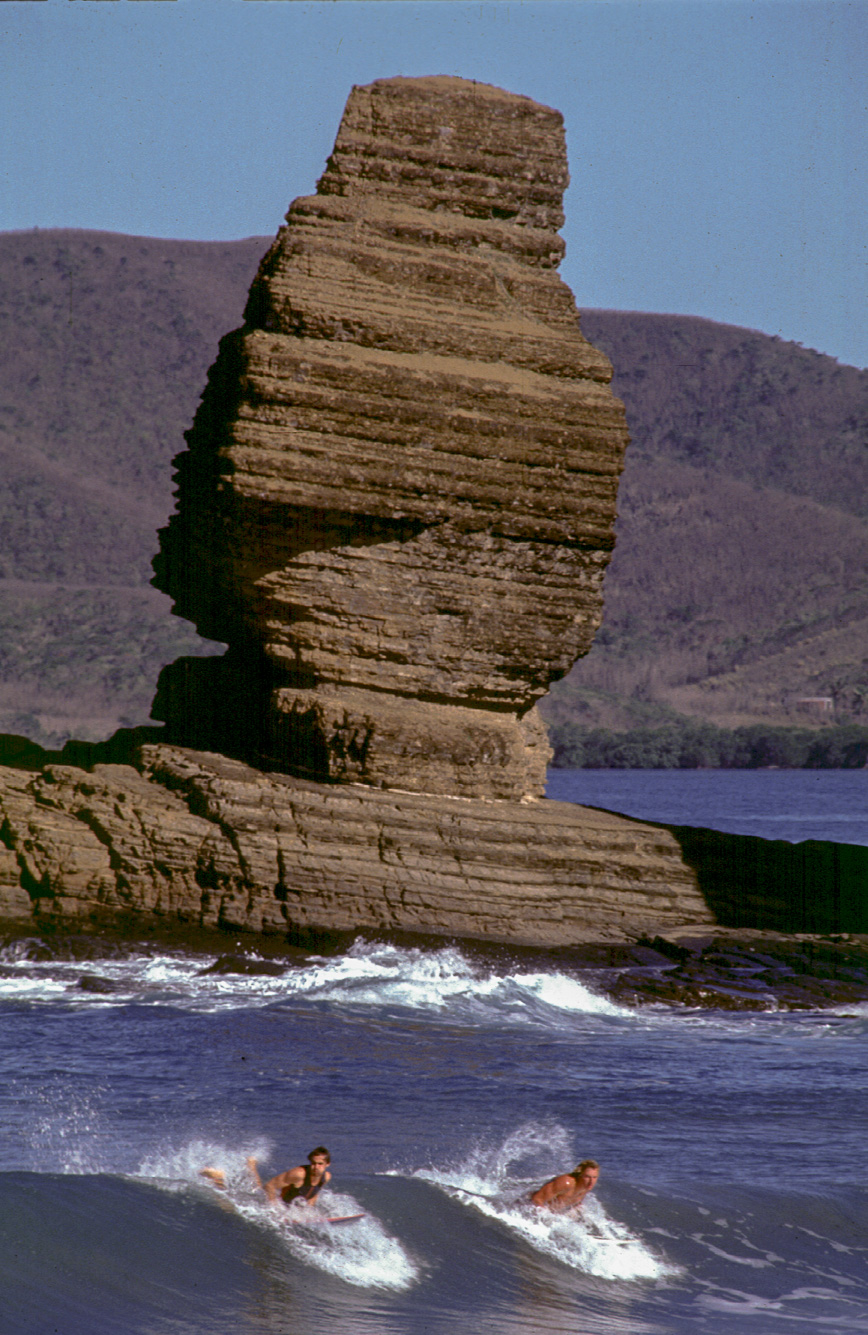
[3,746,866,950]
[0,746,711,944]
[0,77,761,952]
[153,76,628,800]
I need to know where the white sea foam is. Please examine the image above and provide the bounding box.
[412,1123,676,1283]
[509,969,626,1016]
[484,1194,667,1282]
[290,941,501,1008]
[0,937,631,1025]
[263,1194,418,1290]
[296,943,631,1021]
[3,937,861,1039]
[136,1141,418,1290]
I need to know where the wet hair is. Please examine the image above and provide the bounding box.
[308,1146,331,1163]
[573,1159,599,1177]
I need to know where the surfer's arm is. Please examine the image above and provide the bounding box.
[245,1157,301,1202]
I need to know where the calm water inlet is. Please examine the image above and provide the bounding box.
[546,767,868,845]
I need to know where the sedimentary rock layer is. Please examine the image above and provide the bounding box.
[3,746,865,945]
[0,747,712,946]
[154,76,629,799]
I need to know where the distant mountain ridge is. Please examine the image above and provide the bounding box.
[548,310,868,732]
[0,229,268,743]
[1,228,865,746]
[583,309,868,517]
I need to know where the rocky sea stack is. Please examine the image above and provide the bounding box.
[153,76,629,801]
[4,75,864,966]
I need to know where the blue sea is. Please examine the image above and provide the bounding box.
[547,767,868,847]
[2,771,866,1335]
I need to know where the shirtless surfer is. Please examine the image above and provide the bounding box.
[200,1146,332,1208]
[530,1159,599,1213]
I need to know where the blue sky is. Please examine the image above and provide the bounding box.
[2,0,866,367]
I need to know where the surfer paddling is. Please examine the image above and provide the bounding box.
[530,1159,599,1213]
[200,1145,332,1208]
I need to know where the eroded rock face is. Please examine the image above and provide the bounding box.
[153,76,628,799]
[0,746,713,946]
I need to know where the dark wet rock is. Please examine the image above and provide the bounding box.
[0,936,57,962]
[548,942,677,970]
[198,954,287,977]
[1,933,134,964]
[76,973,121,993]
[51,936,133,963]
[640,935,695,965]
[609,973,773,1010]
[602,930,868,1012]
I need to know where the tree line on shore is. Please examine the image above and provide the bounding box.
[548,719,868,769]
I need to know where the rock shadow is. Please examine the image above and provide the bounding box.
[669,824,868,934]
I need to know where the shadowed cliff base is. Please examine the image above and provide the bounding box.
[0,726,165,774]
[669,823,868,934]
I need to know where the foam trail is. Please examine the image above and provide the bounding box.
[412,1124,675,1282]
[139,1141,418,1291]
[261,1194,418,1290]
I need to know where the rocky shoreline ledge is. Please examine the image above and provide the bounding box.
[604,929,868,1011]
[1,741,866,957]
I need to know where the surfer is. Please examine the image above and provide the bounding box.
[249,1146,332,1207]
[529,1159,599,1213]
[200,1145,332,1208]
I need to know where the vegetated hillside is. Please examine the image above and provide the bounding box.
[584,311,868,518]
[541,312,868,735]
[1,230,866,747]
[0,229,269,744]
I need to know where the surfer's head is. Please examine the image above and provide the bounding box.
[308,1146,331,1165]
[572,1160,599,1190]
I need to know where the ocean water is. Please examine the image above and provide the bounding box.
[2,772,866,1335]
[547,767,868,846]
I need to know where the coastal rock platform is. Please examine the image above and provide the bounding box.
[0,744,712,948]
[602,930,868,1012]
[1,744,866,978]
